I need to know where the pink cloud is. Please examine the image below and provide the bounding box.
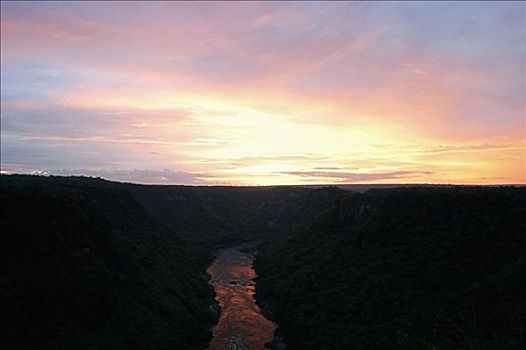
[1,2,524,184]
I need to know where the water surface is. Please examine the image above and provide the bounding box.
[207,245,277,350]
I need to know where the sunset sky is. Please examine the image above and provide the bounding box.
[1,1,525,185]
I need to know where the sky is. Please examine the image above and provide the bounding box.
[1,1,525,185]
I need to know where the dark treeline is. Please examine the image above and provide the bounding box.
[1,175,524,349]
[256,187,526,349]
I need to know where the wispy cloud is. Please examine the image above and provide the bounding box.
[53,168,206,184]
[1,2,524,184]
[282,170,433,183]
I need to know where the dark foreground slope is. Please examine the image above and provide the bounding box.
[0,176,214,350]
[256,187,526,350]
[0,175,344,350]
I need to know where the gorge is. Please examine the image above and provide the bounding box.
[1,175,524,350]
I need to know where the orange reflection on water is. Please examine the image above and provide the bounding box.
[207,247,277,350]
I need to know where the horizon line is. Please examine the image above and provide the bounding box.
[1,173,524,188]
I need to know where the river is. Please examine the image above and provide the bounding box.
[206,244,278,350]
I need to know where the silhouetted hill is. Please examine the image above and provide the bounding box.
[0,176,214,350]
[0,175,344,349]
[3,175,524,349]
[256,187,526,349]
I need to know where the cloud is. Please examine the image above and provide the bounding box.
[282,170,433,183]
[1,102,191,141]
[1,2,524,185]
[418,143,520,155]
[52,168,205,184]
[0,165,205,185]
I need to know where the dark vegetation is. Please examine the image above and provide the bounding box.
[0,175,340,349]
[1,175,524,349]
[256,187,526,350]
[128,184,344,247]
[1,176,215,349]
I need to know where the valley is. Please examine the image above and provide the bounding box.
[1,175,524,350]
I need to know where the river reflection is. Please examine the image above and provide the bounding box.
[207,245,277,350]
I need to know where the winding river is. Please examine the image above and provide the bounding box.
[206,244,278,350]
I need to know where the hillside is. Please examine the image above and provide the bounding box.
[256,187,526,350]
[127,184,345,247]
[0,176,215,350]
[0,175,343,349]
[3,176,524,349]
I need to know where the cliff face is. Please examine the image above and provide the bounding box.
[256,187,526,350]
